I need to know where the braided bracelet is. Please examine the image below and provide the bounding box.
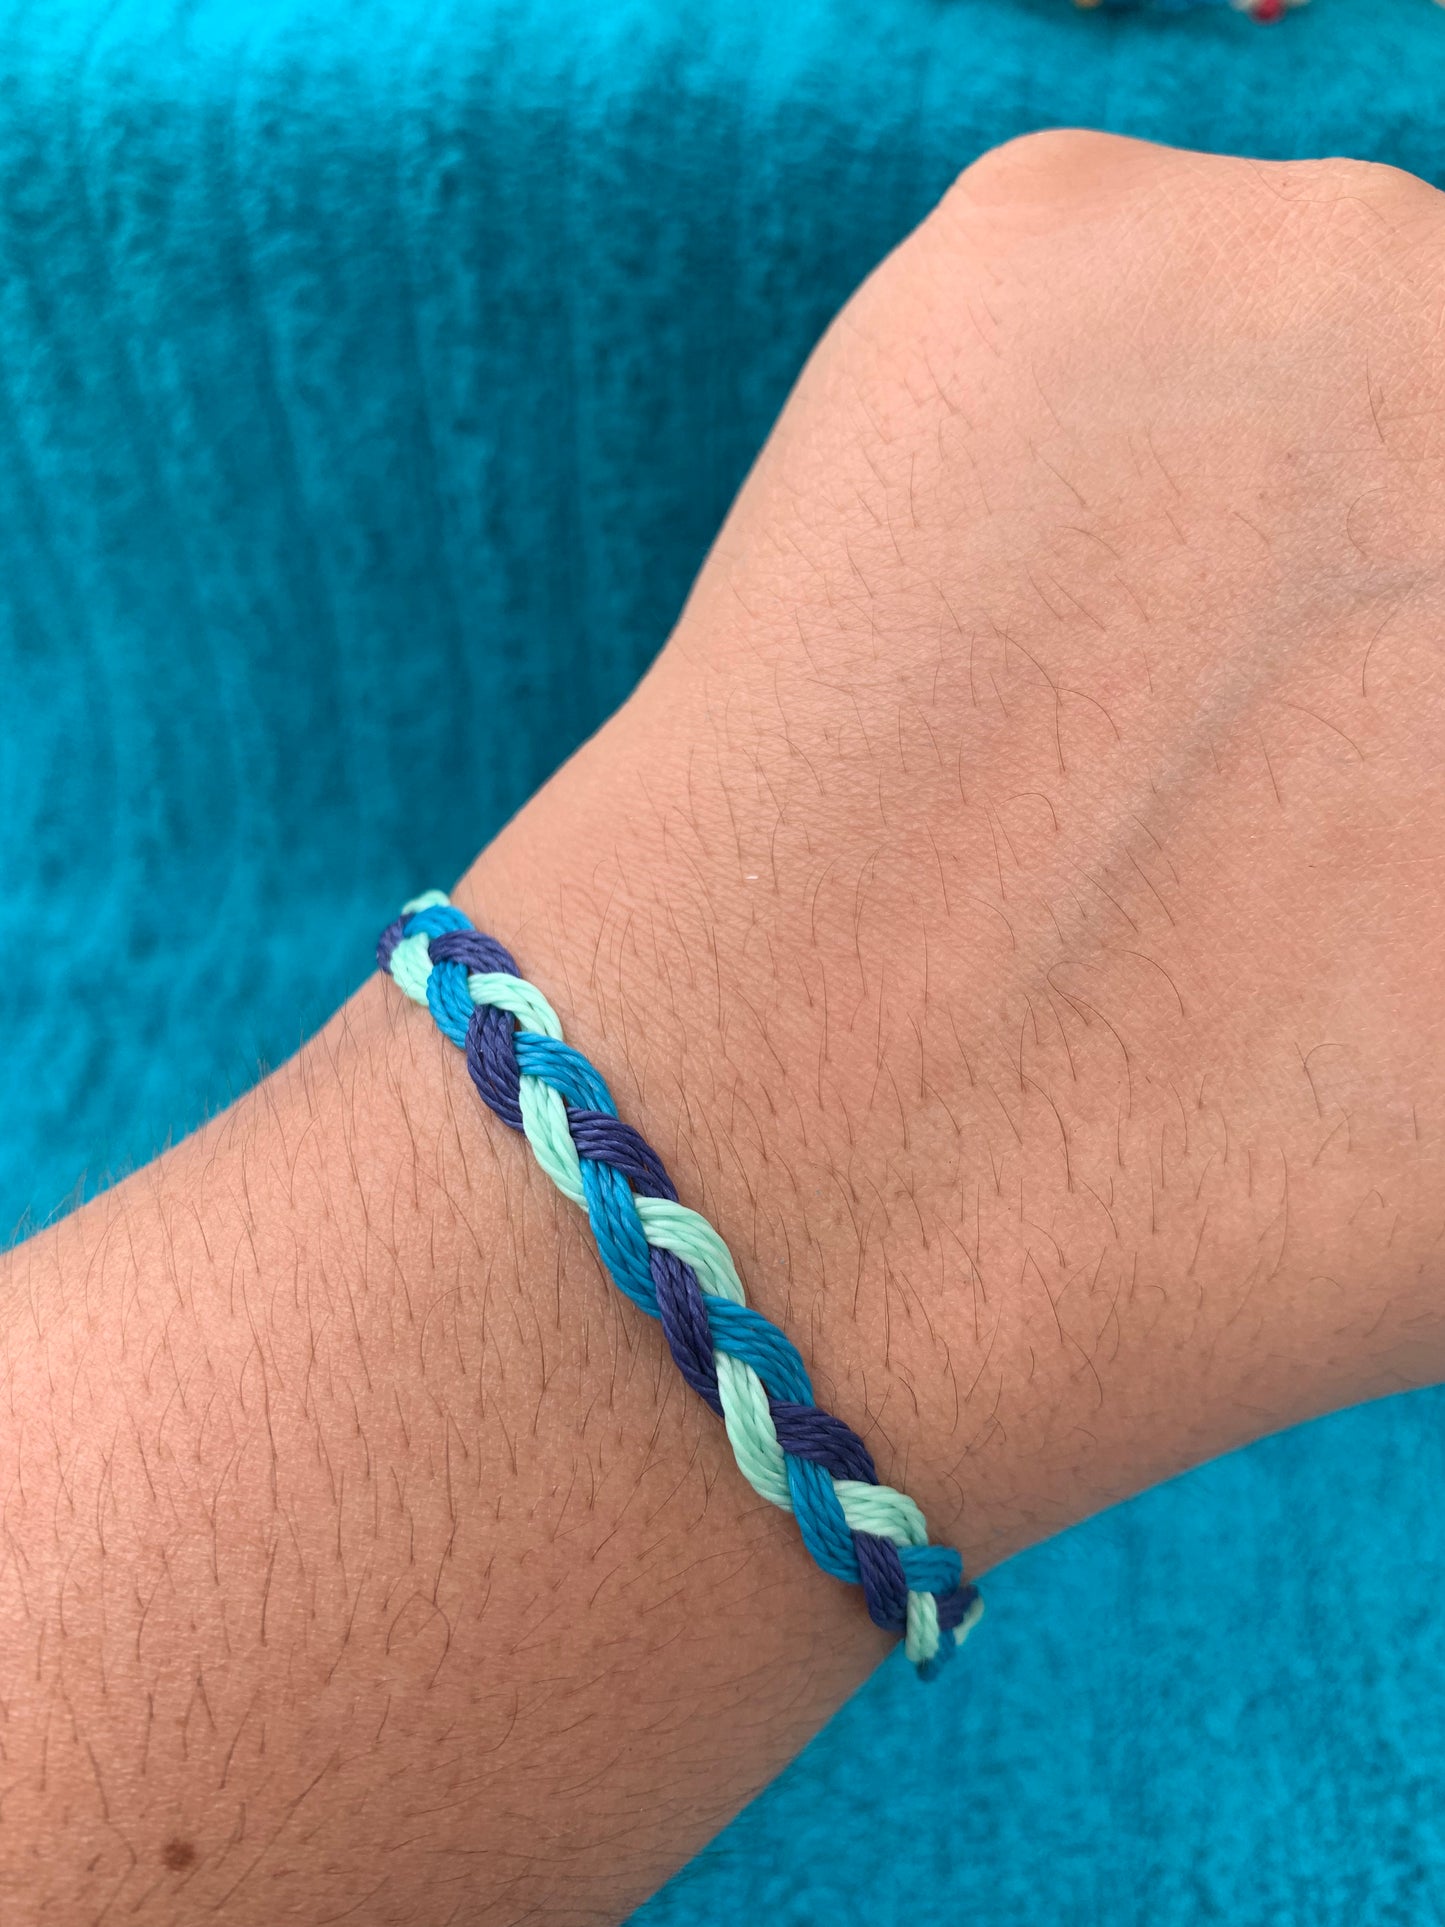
[378,892,983,1675]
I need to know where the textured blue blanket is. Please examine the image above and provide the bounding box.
[5,2,1445,1920]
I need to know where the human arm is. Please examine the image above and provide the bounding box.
[7,132,1445,1923]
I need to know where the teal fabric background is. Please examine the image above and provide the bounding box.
[4,1,1445,1918]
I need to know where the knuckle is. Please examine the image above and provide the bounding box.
[947,136,1432,223]
[944,128,1168,216]
[1279,153,1430,204]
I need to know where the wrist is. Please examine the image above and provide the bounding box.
[454,633,1445,1580]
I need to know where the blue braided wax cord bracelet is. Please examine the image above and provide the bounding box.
[378,892,983,1675]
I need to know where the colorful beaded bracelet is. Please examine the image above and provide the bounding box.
[378,892,983,1675]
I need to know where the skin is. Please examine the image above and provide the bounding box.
[5,131,1445,1923]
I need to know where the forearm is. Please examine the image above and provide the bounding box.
[0,1013,864,1923]
[4,648,1439,1925]
[0,847,890,1926]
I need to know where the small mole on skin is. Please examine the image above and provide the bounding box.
[161,1839,197,1874]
